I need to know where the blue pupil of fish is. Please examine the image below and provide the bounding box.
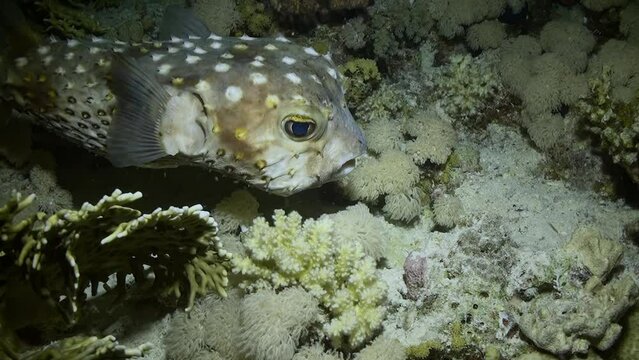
[285,119,316,139]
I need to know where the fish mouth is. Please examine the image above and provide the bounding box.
[333,158,358,179]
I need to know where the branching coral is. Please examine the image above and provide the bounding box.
[232,210,387,349]
[434,54,501,120]
[16,335,151,360]
[578,67,639,184]
[37,0,105,37]
[427,0,507,39]
[368,0,434,59]
[339,59,381,108]
[0,189,230,325]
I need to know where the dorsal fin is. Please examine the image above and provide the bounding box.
[158,5,210,40]
[106,55,170,167]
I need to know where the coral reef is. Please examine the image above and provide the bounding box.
[465,20,506,51]
[232,210,387,348]
[0,189,230,325]
[193,0,241,36]
[339,58,381,107]
[237,0,276,36]
[16,335,151,360]
[578,67,639,184]
[37,0,105,38]
[213,189,260,234]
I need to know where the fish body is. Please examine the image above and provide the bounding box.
[2,33,366,196]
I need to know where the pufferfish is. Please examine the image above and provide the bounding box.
[0,7,366,196]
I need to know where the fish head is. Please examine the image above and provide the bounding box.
[204,43,367,196]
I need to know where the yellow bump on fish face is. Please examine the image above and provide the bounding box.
[233,43,248,50]
[235,127,248,140]
[158,64,172,75]
[288,168,296,176]
[37,74,47,83]
[213,122,221,134]
[234,152,245,161]
[171,77,184,86]
[104,92,114,101]
[285,73,302,84]
[265,94,280,109]
[264,44,278,51]
[215,63,231,72]
[255,159,266,170]
[216,148,226,157]
[249,72,268,85]
[48,89,57,99]
[225,86,243,102]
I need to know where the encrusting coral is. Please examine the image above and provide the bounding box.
[232,210,387,349]
[0,189,230,326]
[511,226,639,356]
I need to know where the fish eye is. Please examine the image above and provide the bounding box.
[282,114,317,141]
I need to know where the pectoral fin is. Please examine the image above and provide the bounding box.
[106,55,170,167]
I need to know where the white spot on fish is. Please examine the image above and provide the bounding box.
[37,46,50,55]
[282,56,296,65]
[65,52,75,60]
[264,44,278,51]
[113,47,124,53]
[91,36,105,43]
[43,55,53,66]
[215,63,231,72]
[89,47,102,54]
[188,35,201,40]
[208,33,222,40]
[64,81,74,89]
[74,64,86,74]
[225,86,243,102]
[326,67,338,79]
[234,43,249,50]
[170,36,181,43]
[115,40,126,45]
[221,52,234,59]
[183,41,194,49]
[292,95,309,104]
[304,47,319,56]
[97,58,110,67]
[323,53,333,61]
[255,55,265,61]
[168,47,180,54]
[211,42,222,49]
[186,55,201,64]
[193,47,207,54]
[54,66,66,75]
[152,53,166,62]
[158,64,173,75]
[250,60,264,67]
[310,74,322,84]
[196,80,211,92]
[240,34,255,41]
[285,73,302,84]
[15,57,28,68]
[67,39,80,47]
[250,72,268,85]
[276,35,290,43]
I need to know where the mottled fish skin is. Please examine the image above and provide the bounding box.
[1,34,367,196]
